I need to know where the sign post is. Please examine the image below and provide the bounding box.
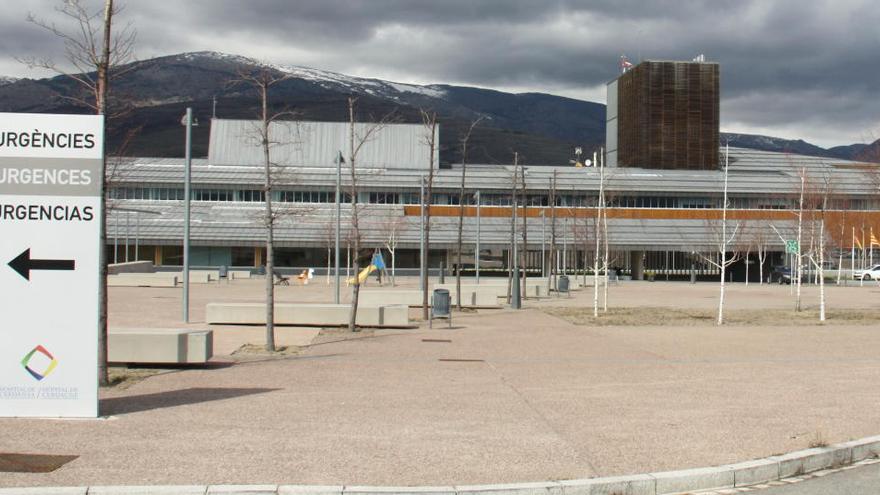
[0,112,103,418]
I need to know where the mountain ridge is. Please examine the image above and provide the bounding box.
[0,51,876,164]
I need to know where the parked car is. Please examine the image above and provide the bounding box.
[770,266,792,284]
[853,264,880,281]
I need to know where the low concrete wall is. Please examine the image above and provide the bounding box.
[108,261,154,274]
[206,303,411,327]
[359,289,500,309]
[434,284,507,298]
[109,328,213,364]
[230,270,252,280]
[108,274,178,288]
[119,271,215,283]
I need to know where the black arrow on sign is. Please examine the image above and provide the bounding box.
[8,248,75,281]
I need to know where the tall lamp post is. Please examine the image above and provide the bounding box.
[475,190,481,284]
[511,158,521,309]
[181,108,197,323]
[334,151,344,304]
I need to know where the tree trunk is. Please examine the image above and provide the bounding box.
[348,98,361,332]
[262,89,276,351]
[391,247,396,286]
[795,170,805,312]
[758,247,766,285]
[96,0,114,388]
[745,249,750,286]
[717,146,730,326]
[819,197,827,321]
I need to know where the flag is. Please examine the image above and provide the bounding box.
[854,234,863,250]
[871,230,880,247]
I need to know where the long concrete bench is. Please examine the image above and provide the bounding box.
[229,270,252,280]
[108,274,178,287]
[117,271,215,283]
[108,328,213,364]
[435,282,548,299]
[359,289,501,308]
[108,261,154,274]
[205,302,411,327]
[172,271,215,283]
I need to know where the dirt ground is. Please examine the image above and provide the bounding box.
[2,277,880,487]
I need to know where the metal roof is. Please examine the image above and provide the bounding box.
[207,119,439,170]
[114,147,880,198]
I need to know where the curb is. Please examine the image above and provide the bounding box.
[1,436,879,495]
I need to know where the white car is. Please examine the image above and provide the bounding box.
[853,264,880,280]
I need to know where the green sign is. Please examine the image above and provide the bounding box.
[785,240,799,254]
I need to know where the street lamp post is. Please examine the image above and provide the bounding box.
[475,190,480,284]
[511,160,521,310]
[541,210,546,278]
[182,107,193,323]
[334,151,344,304]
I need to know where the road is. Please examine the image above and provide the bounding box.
[747,462,880,495]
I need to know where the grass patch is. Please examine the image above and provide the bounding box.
[544,306,878,327]
[105,367,164,389]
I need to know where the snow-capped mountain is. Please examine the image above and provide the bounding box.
[0,51,872,162]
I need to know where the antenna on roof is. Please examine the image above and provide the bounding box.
[692,54,706,63]
[212,95,217,119]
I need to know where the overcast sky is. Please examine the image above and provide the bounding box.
[1,0,878,147]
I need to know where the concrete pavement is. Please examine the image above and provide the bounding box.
[2,279,880,488]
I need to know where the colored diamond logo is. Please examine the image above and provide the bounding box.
[21,345,58,381]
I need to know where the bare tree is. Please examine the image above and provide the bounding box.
[420,110,438,320]
[801,171,834,321]
[751,223,771,285]
[737,220,754,286]
[455,117,483,309]
[697,144,741,325]
[379,215,406,286]
[22,0,136,386]
[347,97,394,332]
[232,68,302,351]
[593,149,606,317]
[602,184,614,312]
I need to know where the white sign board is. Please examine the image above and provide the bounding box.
[0,112,103,418]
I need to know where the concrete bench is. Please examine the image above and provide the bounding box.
[108,274,178,287]
[205,302,411,327]
[436,282,546,300]
[359,289,501,309]
[168,271,213,283]
[229,270,252,280]
[108,261,154,274]
[108,328,213,364]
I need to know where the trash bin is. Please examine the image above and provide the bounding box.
[219,265,228,281]
[558,275,570,293]
[431,288,451,328]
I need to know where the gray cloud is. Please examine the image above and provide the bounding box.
[2,0,878,146]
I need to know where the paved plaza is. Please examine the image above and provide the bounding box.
[2,277,880,487]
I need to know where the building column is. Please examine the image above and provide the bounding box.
[254,247,262,267]
[630,250,645,280]
[154,245,163,266]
